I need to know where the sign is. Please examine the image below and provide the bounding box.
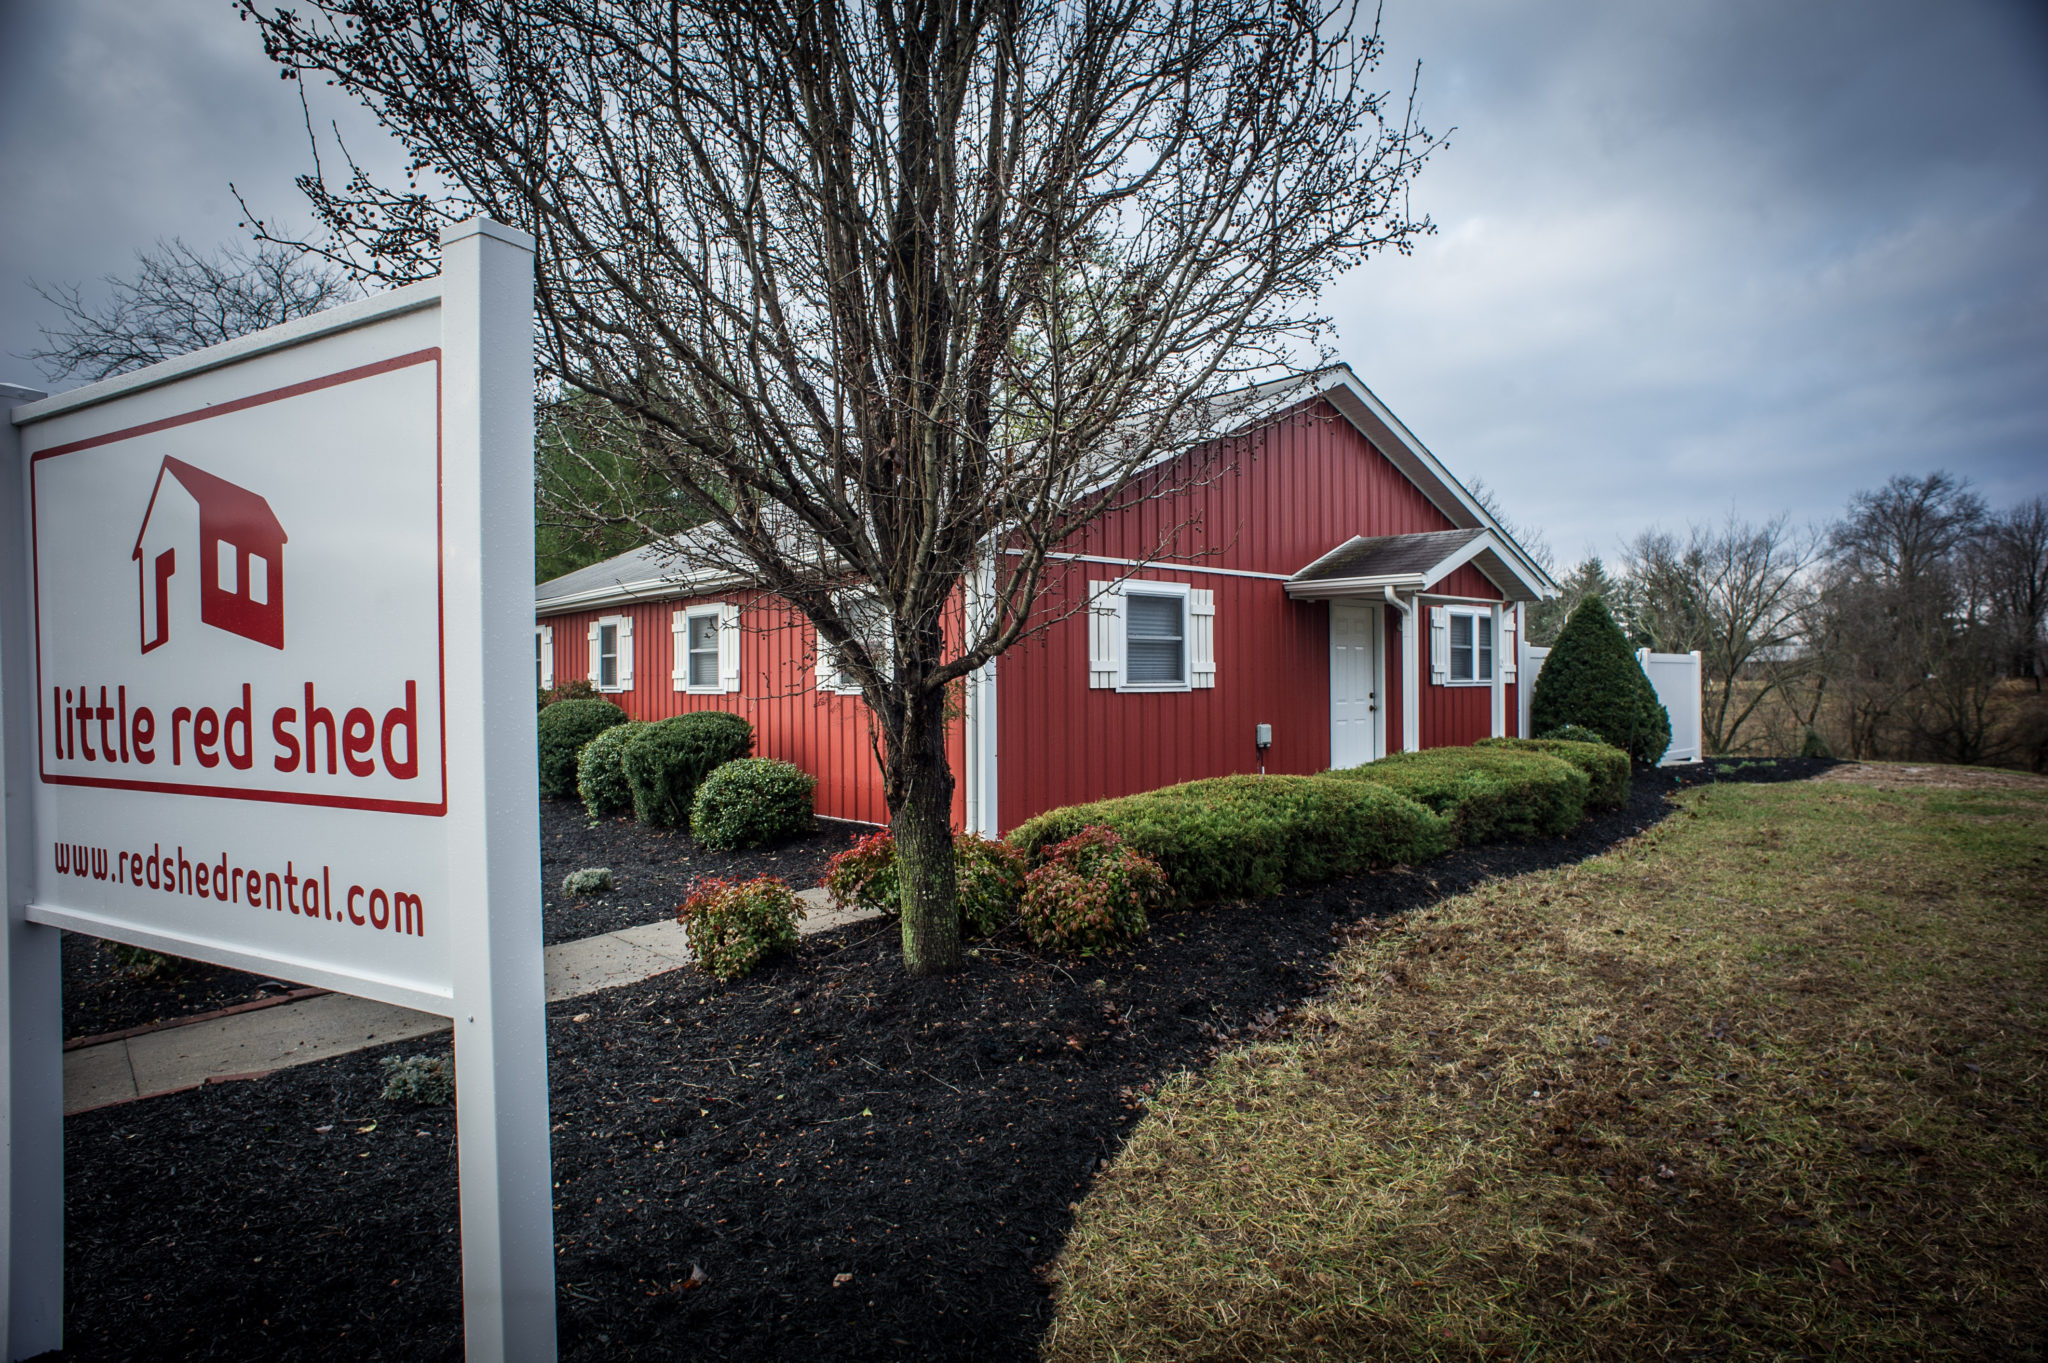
[2,221,556,1361]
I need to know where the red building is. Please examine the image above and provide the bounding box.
[133,456,288,652]
[533,367,1555,834]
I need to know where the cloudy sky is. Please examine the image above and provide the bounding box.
[3,0,2044,566]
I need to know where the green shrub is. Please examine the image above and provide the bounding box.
[1325,746,1587,843]
[1538,723,1607,746]
[576,720,643,818]
[620,711,754,827]
[1529,597,1671,765]
[1477,736,1631,811]
[536,698,629,799]
[676,876,804,980]
[691,758,817,850]
[1008,775,1452,908]
[561,867,613,895]
[955,834,1028,938]
[379,1054,455,1105]
[540,678,600,709]
[819,829,1025,937]
[1019,826,1167,957]
[1799,725,1832,759]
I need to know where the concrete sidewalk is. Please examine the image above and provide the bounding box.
[64,887,877,1116]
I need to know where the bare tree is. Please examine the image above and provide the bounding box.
[1620,517,1819,755]
[27,237,356,382]
[243,0,1439,974]
[1986,496,2048,689]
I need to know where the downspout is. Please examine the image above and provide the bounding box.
[1383,586,1417,754]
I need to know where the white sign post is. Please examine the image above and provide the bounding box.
[1,220,556,1361]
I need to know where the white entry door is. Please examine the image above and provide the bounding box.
[1330,601,1380,768]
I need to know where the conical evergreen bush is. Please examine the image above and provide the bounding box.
[1529,596,1671,765]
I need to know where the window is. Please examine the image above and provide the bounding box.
[817,593,891,695]
[687,612,720,688]
[589,614,631,691]
[1088,579,1215,691]
[1124,590,1187,686]
[1435,606,1495,685]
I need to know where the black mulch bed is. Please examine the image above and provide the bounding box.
[55,761,1834,1363]
[538,799,874,946]
[58,804,875,1041]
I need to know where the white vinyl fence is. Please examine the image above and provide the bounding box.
[1518,644,1703,765]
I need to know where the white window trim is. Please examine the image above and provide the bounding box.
[674,603,737,694]
[1437,604,1496,687]
[1115,580,1192,693]
[591,612,633,693]
[815,592,890,696]
[536,623,554,692]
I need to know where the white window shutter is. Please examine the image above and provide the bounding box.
[719,602,742,692]
[1087,580,1123,689]
[815,625,838,692]
[1429,605,1450,684]
[1500,608,1517,682]
[671,610,686,688]
[1189,588,1216,688]
[540,625,554,690]
[587,620,600,684]
[618,615,634,687]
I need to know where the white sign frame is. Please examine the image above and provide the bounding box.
[1,220,556,1362]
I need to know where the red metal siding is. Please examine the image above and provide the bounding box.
[995,567,1330,830]
[1077,401,1459,574]
[544,592,964,829]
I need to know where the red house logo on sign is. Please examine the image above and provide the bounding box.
[132,456,288,652]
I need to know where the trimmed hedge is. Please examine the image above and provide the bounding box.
[1008,774,1452,908]
[1477,736,1631,811]
[576,720,643,818]
[1530,596,1671,766]
[536,699,629,799]
[621,711,755,828]
[1324,746,1588,844]
[690,758,817,850]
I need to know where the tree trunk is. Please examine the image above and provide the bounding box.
[887,688,959,977]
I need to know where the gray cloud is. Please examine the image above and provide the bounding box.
[4,0,2043,566]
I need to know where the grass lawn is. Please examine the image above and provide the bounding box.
[1044,770,2048,1360]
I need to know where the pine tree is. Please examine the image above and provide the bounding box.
[1530,596,1672,765]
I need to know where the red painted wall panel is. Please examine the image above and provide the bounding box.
[994,568,1331,829]
[1077,401,1460,574]
[543,591,963,829]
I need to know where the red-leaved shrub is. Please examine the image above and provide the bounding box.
[1019,825,1167,957]
[675,875,803,981]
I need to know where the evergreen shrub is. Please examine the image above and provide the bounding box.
[690,758,817,850]
[1325,746,1588,843]
[1476,736,1631,810]
[675,876,804,981]
[1019,826,1167,957]
[536,698,629,799]
[1528,597,1672,765]
[1008,774,1452,907]
[1539,723,1607,746]
[576,720,643,818]
[620,711,754,827]
[379,1054,455,1106]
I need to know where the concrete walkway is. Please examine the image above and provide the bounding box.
[64,887,876,1116]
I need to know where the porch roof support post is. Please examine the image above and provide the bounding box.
[1384,586,1419,753]
[1490,602,1506,738]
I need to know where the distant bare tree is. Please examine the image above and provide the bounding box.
[244,0,1440,975]
[28,238,356,382]
[1985,497,2048,688]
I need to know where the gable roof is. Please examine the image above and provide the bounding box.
[1285,527,1549,604]
[132,456,288,560]
[1186,365,1555,597]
